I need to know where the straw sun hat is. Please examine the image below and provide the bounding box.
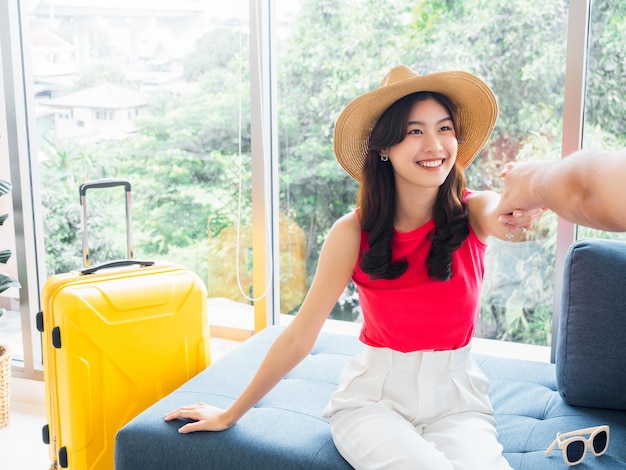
[334,65,498,182]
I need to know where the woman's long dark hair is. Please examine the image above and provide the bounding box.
[357,91,469,282]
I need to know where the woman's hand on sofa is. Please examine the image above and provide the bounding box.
[165,402,233,433]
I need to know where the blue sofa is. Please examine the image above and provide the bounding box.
[115,239,626,469]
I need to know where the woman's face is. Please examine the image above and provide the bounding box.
[383,98,458,190]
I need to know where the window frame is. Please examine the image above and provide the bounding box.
[550,0,590,361]
[1,0,46,380]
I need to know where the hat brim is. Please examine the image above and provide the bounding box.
[334,69,498,182]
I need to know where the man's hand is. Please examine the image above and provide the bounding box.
[496,161,549,219]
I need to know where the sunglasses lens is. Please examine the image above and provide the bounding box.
[566,441,585,464]
[593,430,608,454]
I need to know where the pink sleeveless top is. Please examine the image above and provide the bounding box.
[353,201,487,352]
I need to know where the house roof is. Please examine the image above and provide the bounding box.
[31,0,205,17]
[44,83,148,109]
[30,30,74,50]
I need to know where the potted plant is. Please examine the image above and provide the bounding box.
[0,177,20,430]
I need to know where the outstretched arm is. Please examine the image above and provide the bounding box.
[164,212,361,433]
[497,149,626,232]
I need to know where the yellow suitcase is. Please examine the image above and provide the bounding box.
[37,179,210,469]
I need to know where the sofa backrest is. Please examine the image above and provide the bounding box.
[557,238,626,410]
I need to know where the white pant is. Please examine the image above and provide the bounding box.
[322,344,513,470]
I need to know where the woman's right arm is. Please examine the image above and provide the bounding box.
[164,211,361,433]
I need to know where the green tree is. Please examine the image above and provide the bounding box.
[405,0,569,191]
[120,63,251,256]
[39,138,129,273]
[586,1,626,139]
[278,0,414,272]
[183,28,243,81]
[71,63,132,91]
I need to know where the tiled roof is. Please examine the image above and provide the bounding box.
[30,30,74,50]
[44,84,147,109]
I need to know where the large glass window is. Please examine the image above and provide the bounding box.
[2,1,622,378]
[27,1,256,333]
[30,1,239,267]
[580,0,626,240]
[275,0,568,345]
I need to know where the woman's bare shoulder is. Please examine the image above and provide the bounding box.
[334,210,361,231]
[326,210,361,246]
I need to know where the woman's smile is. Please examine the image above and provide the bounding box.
[416,159,445,169]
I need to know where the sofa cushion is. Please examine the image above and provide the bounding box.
[115,325,626,469]
[557,238,626,410]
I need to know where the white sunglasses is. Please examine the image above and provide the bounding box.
[545,425,610,466]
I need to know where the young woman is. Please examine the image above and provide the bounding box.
[165,65,542,469]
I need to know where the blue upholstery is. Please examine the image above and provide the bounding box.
[115,239,626,469]
[557,238,626,410]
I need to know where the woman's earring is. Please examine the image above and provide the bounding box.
[380,154,389,162]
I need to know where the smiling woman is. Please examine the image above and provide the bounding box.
[164,63,547,470]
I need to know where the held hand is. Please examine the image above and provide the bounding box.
[498,206,547,240]
[499,162,516,178]
[164,402,233,433]
[498,206,547,230]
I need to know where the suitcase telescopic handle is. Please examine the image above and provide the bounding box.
[79,178,131,195]
[79,178,133,267]
[79,259,155,276]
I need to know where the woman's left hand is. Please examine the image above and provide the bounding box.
[498,207,547,239]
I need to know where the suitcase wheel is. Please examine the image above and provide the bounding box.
[59,446,68,468]
[42,424,50,444]
[36,311,44,333]
[52,327,62,349]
